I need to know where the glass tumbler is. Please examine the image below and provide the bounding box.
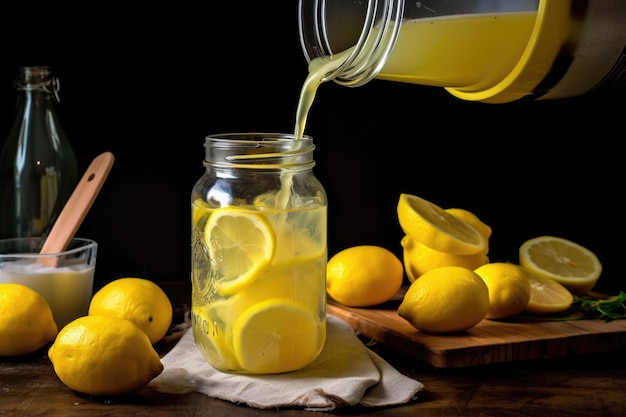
[0,237,97,329]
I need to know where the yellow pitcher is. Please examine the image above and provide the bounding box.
[298,0,626,103]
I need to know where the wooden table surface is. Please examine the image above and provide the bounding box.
[2,281,626,417]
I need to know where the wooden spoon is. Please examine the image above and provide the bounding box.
[38,151,115,265]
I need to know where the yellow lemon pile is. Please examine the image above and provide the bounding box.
[393,193,603,333]
[0,283,58,357]
[397,194,490,282]
[46,277,172,396]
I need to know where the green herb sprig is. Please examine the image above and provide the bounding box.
[571,291,626,322]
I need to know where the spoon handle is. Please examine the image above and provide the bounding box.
[39,151,115,261]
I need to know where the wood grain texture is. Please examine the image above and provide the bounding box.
[328,298,626,369]
[2,281,626,416]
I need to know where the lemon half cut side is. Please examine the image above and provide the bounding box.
[521,267,574,315]
[397,193,486,255]
[445,207,492,254]
[519,236,602,295]
[204,207,276,296]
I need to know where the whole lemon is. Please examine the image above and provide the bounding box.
[474,262,531,319]
[401,235,488,282]
[88,277,173,344]
[0,283,58,356]
[48,315,163,396]
[326,245,403,307]
[398,266,489,333]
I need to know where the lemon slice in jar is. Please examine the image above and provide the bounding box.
[233,298,319,374]
[204,207,276,295]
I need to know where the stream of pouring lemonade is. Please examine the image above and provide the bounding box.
[275,52,348,211]
[294,52,349,140]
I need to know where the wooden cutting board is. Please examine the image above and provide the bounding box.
[327,290,626,369]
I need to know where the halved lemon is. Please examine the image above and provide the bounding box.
[519,236,602,295]
[397,194,486,255]
[445,207,492,253]
[521,267,574,315]
[204,207,276,295]
[233,298,319,374]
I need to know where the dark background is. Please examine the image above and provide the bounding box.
[1,9,622,294]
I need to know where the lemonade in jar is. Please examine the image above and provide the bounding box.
[191,133,327,374]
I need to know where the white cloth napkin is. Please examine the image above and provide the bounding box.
[149,315,425,411]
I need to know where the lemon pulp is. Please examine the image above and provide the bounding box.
[191,200,326,374]
[519,236,602,295]
[397,193,486,255]
[204,207,276,296]
[521,267,574,315]
[445,207,492,253]
[233,298,320,374]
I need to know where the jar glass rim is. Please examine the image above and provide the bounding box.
[204,133,316,169]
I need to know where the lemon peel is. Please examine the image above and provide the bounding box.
[474,262,531,319]
[0,283,58,356]
[399,266,489,333]
[326,245,403,307]
[48,315,163,396]
[88,277,173,344]
[401,235,488,282]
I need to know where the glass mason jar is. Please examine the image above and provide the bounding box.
[190,133,328,374]
[298,0,626,103]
